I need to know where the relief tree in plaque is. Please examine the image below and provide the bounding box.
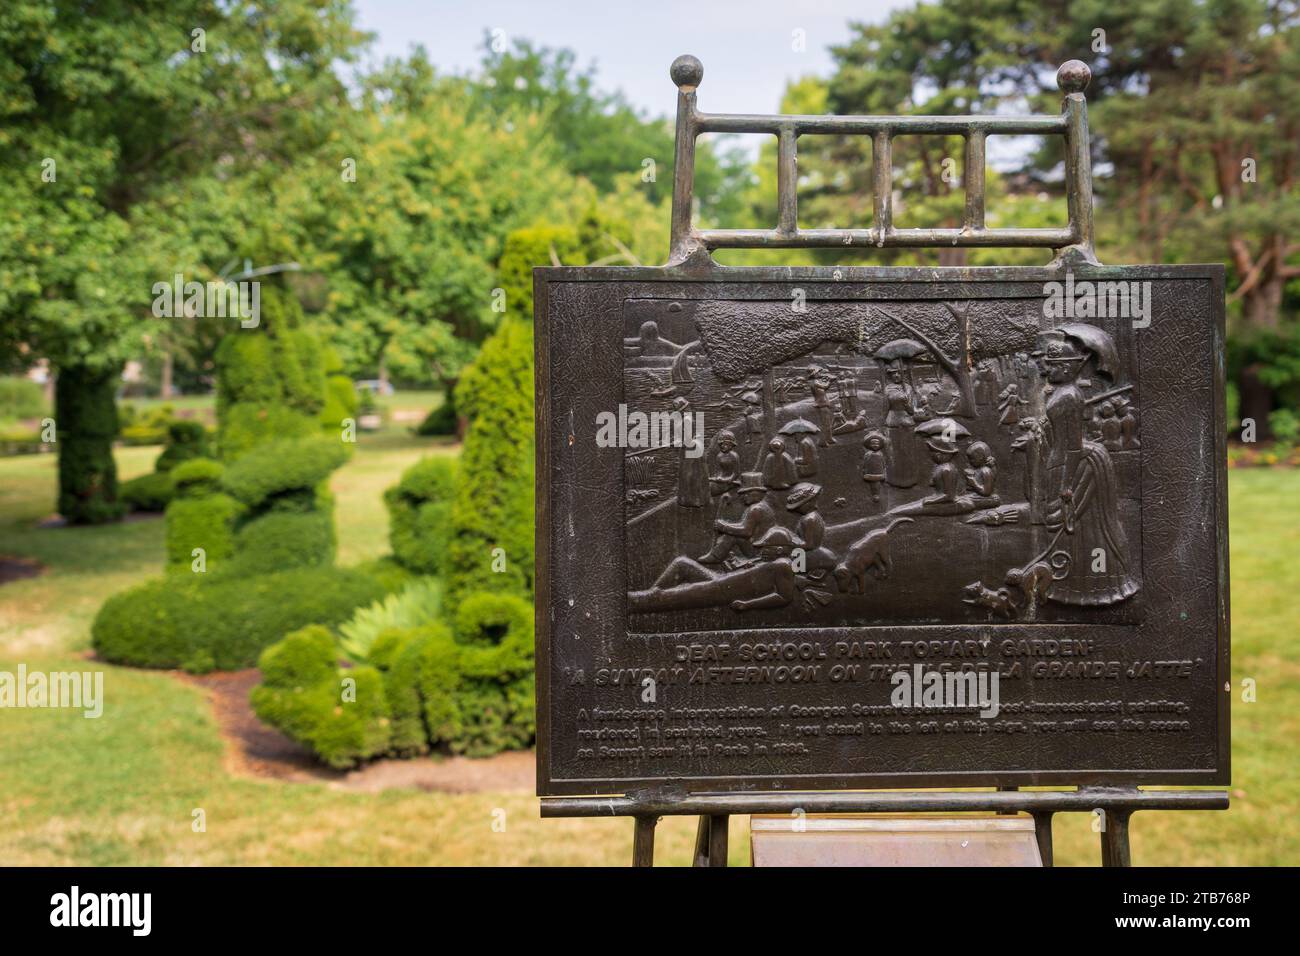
[622,298,1143,628]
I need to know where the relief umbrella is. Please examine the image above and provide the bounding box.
[1055,322,1120,380]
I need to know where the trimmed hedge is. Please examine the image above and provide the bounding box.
[171,457,224,496]
[120,471,176,513]
[384,455,458,575]
[214,286,326,460]
[320,347,358,433]
[92,566,389,671]
[448,591,535,756]
[56,364,124,524]
[413,390,458,436]
[447,320,534,607]
[251,589,534,765]
[222,436,348,507]
[250,626,391,769]
[231,510,335,575]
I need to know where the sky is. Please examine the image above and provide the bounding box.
[351,0,909,122]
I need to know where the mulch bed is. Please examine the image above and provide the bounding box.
[0,555,46,586]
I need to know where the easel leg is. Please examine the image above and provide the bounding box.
[1032,811,1055,867]
[707,814,729,867]
[692,814,730,866]
[633,816,657,867]
[1100,810,1132,867]
[693,815,710,866]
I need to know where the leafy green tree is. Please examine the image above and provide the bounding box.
[794,0,1300,426]
[0,0,367,521]
[470,36,751,225]
[299,50,580,396]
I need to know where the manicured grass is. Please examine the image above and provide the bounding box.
[0,428,1295,863]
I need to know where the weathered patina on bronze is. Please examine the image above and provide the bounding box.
[534,58,1229,865]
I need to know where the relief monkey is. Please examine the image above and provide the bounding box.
[832,517,913,595]
[1005,561,1054,610]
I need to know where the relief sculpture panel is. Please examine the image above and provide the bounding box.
[623,296,1144,632]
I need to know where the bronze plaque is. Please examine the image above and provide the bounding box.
[535,264,1229,795]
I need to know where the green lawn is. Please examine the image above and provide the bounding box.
[0,423,1296,864]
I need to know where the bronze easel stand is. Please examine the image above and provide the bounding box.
[541,787,1229,867]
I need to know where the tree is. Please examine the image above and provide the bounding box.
[0,0,366,521]
[801,0,1300,427]
[470,36,752,227]
[298,51,579,393]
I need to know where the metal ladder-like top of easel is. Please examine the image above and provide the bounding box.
[665,53,1098,267]
[538,56,1231,867]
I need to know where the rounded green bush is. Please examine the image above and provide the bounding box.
[92,566,389,670]
[251,651,390,770]
[252,624,391,769]
[231,510,335,575]
[258,625,339,687]
[413,391,458,436]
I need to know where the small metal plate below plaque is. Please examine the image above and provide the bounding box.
[750,815,1043,867]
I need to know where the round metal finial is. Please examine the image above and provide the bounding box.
[670,55,704,92]
[1056,60,1091,94]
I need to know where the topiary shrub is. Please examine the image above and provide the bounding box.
[250,626,391,769]
[214,286,327,460]
[231,510,335,575]
[120,470,176,513]
[155,420,211,472]
[164,464,241,572]
[92,566,390,670]
[447,320,534,608]
[220,435,348,509]
[413,390,458,436]
[497,226,580,322]
[367,627,430,756]
[445,591,535,756]
[319,347,358,434]
[55,364,125,524]
[384,455,458,575]
[402,625,457,745]
[248,589,536,765]
[171,457,224,495]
